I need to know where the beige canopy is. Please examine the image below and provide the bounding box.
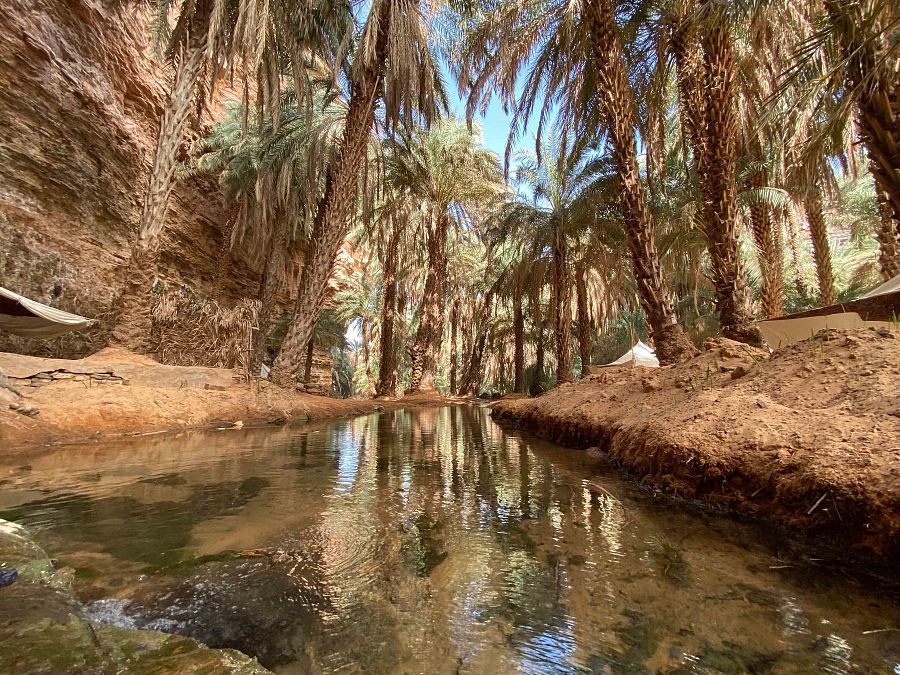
[861,272,900,299]
[0,286,94,338]
[757,273,899,348]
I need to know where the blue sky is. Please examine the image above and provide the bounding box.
[440,62,538,165]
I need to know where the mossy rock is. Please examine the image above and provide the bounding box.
[0,519,53,583]
[1,614,270,674]
[0,519,271,674]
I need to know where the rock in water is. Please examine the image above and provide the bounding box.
[0,568,17,587]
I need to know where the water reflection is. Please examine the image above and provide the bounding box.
[1,406,898,673]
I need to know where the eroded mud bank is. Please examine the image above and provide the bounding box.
[492,329,900,559]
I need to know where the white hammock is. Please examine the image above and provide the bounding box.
[0,286,94,338]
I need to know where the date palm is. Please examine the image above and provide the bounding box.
[372,201,415,396]
[818,0,899,227]
[384,118,503,393]
[489,136,604,385]
[111,0,350,353]
[269,0,444,386]
[455,0,696,364]
[765,0,899,230]
[657,0,765,342]
[187,88,350,370]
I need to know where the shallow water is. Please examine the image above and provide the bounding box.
[1,405,897,673]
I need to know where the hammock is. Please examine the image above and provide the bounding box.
[0,286,94,338]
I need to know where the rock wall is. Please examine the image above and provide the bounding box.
[0,0,334,385]
[0,0,259,356]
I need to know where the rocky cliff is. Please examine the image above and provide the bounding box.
[0,0,262,358]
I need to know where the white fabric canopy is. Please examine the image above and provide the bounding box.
[861,273,900,299]
[602,340,660,368]
[0,286,94,338]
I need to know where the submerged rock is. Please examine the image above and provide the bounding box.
[0,518,270,674]
[118,556,325,670]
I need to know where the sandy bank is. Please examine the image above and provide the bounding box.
[0,348,451,453]
[491,328,900,559]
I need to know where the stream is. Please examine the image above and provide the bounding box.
[0,405,897,673]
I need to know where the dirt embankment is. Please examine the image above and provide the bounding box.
[492,328,900,559]
[0,348,449,453]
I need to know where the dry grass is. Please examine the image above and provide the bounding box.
[150,287,259,376]
[0,286,259,377]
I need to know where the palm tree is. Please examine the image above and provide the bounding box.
[489,136,603,385]
[111,0,347,352]
[334,264,382,396]
[448,296,461,393]
[373,207,407,396]
[383,118,503,393]
[574,258,592,371]
[270,0,443,386]
[875,182,900,280]
[743,163,786,318]
[457,286,497,395]
[661,1,764,343]
[186,88,349,370]
[511,267,527,392]
[455,0,696,364]
[804,190,837,305]
[819,0,900,226]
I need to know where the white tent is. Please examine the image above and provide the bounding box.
[0,286,94,338]
[602,340,660,368]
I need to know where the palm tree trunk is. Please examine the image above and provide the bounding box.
[513,275,525,393]
[362,319,375,396]
[458,290,494,395]
[582,0,695,364]
[671,8,704,165]
[694,5,762,345]
[396,285,408,376]
[534,317,546,394]
[251,225,287,374]
[210,215,236,295]
[303,338,315,384]
[497,336,506,390]
[804,192,836,306]
[860,95,900,231]
[553,230,573,385]
[110,19,209,352]
[874,173,900,281]
[746,170,784,318]
[449,297,460,395]
[408,211,449,393]
[376,216,401,396]
[270,9,390,386]
[575,264,591,372]
[784,205,810,301]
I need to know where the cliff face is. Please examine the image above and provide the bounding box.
[0,0,260,358]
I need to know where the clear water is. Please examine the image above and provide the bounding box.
[0,405,897,673]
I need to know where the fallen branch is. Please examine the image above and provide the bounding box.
[807,492,828,515]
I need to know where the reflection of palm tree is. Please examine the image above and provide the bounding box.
[519,441,531,521]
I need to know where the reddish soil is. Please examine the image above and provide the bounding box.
[0,349,452,453]
[492,328,900,559]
